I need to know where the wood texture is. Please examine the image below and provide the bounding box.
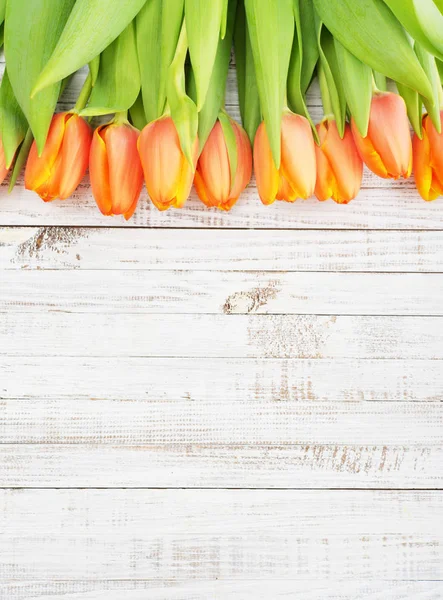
[1,490,442,580]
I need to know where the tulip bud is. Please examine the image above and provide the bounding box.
[25,112,92,202]
[138,116,198,211]
[90,122,144,220]
[254,111,316,205]
[0,139,9,186]
[194,119,252,211]
[315,119,363,204]
[351,92,412,180]
[413,112,443,201]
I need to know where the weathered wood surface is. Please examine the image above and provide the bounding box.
[1,55,443,598]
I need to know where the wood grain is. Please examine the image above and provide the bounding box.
[1,312,442,358]
[3,357,442,402]
[2,580,443,600]
[1,227,443,271]
[1,490,442,580]
[1,444,442,488]
[2,270,442,315]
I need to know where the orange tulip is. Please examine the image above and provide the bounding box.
[25,112,92,202]
[413,112,443,201]
[254,111,316,205]
[315,120,363,204]
[351,92,412,180]
[0,139,9,185]
[90,122,144,220]
[194,118,252,211]
[138,116,198,211]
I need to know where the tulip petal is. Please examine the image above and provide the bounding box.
[280,113,316,199]
[90,126,113,216]
[253,122,279,205]
[58,114,92,200]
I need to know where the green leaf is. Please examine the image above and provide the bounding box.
[221,0,229,38]
[334,39,372,137]
[5,0,75,154]
[313,0,433,101]
[167,24,199,167]
[136,0,184,124]
[33,0,147,94]
[287,0,318,139]
[0,23,4,49]
[234,0,261,144]
[185,0,224,110]
[189,0,237,152]
[0,0,5,25]
[129,93,148,131]
[219,111,238,191]
[396,83,422,137]
[383,0,443,61]
[415,43,442,134]
[80,23,140,117]
[373,71,388,92]
[8,128,33,192]
[0,69,28,168]
[244,0,295,168]
[316,22,347,137]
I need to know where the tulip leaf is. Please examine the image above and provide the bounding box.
[373,72,388,92]
[288,0,318,140]
[0,0,5,25]
[234,0,261,144]
[316,22,347,137]
[334,39,372,137]
[221,0,229,39]
[167,24,199,168]
[396,83,422,137]
[244,0,295,168]
[0,69,28,168]
[80,23,140,117]
[8,128,33,192]
[185,0,224,111]
[313,0,433,101]
[0,23,4,50]
[383,0,443,61]
[137,0,184,124]
[5,0,75,154]
[129,93,148,131]
[189,0,237,152]
[415,44,442,134]
[219,111,239,192]
[33,0,147,94]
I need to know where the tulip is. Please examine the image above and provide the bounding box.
[90,121,144,220]
[194,118,252,211]
[413,112,443,201]
[351,92,412,180]
[25,112,92,202]
[314,119,363,204]
[138,116,198,211]
[254,111,316,205]
[0,139,9,186]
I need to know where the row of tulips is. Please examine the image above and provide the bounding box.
[2,0,443,214]
[3,89,439,220]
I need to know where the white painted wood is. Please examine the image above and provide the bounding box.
[2,227,443,271]
[1,397,441,445]
[2,270,442,315]
[2,580,443,600]
[1,444,442,488]
[1,490,442,580]
[2,357,442,402]
[1,312,442,359]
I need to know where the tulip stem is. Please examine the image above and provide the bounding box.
[113,111,129,125]
[74,73,93,113]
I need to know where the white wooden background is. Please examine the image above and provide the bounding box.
[1,61,443,599]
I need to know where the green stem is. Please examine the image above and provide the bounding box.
[8,128,34,193]
[113,110,129,125]
[73,73,92,113]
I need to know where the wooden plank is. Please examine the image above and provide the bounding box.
[2,357,442,402]
[2,228,443,272]
[1,313,442,359]
[2,580,443,600]
[1,490,442,580]
[2,271,442,316]
[1,395,442,445]
[1,444,442,489]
